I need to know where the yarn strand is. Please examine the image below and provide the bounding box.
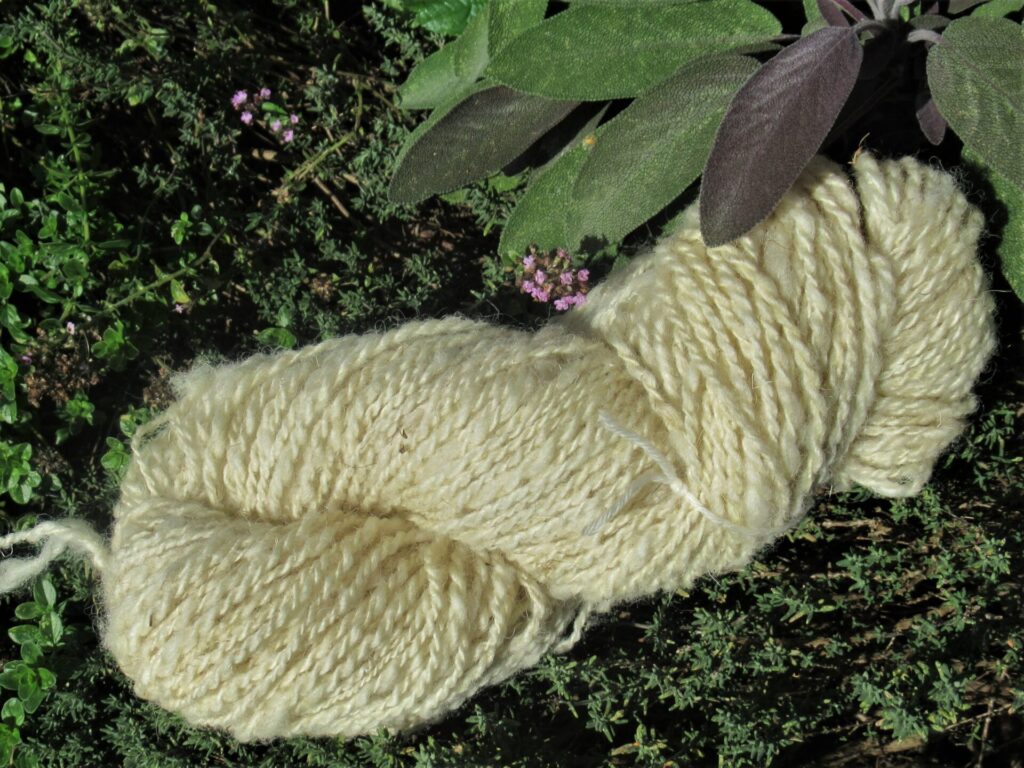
[589,411,796,543]
[0,518,109,594]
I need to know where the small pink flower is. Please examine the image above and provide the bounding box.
[173,304,187,314]
[577,269,590,282]
[19,354,31,364]
[523,255,535,269]
[534,270,547,285]
[573,293,588,306]
[535,289,550,302]
[259,87,272,100]
[282,129,294,143]
[65,321,75,335]
[559,271,573,285]
[554,297,569,311]
[270,119,282,132]
[556,248,568,259]
[240,111,253,125]
[231,90,247,109]
[289,113,299,124]
[522,281,537,296]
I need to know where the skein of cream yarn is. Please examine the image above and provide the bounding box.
[0,153,997,743]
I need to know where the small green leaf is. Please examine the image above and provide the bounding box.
[35,669,55,691]
[260,101,289,116]
[573,55,759,246]
[20,687,43,715]
[0,304,30,343]
[47,613,62,645]
[256,327,297,350]
[34,576,55,609]
[8,626,42,647]
[0,671,19,691]
[169,278,190,304]
[18,642,40,666]
[1,698,24,727]
[101,437,131,474]
[801,0,831,33]
[485,1,781,100]
[928,17,1024,190]
[13,604,41,621]
[16,670,36,702]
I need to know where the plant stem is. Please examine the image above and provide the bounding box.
[100,227,227,314]
[59,93,90,245]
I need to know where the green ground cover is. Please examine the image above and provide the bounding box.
[0,2,1021,766]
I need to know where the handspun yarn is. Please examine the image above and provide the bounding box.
[0,153,997,743]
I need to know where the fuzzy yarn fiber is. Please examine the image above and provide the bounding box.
[0,153,997,743]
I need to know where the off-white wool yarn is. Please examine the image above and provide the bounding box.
[0,153,997,743]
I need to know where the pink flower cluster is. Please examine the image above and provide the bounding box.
[230,88,300,144]
[516,246,589,311]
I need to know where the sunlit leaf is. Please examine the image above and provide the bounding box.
[403,0,487,35]
[971,0,1024,16]
[573,55,759,246]
[485,0,780,100]
[488,0,546,57]
[398,5,490,110]
[928,17,1024,190]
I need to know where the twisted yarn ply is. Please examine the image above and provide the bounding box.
[0,154,997,743]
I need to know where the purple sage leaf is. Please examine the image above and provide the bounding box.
[916,93,948,144]
[699,27,864,247]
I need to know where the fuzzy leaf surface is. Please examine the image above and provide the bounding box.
[390,85,579,204]
[572,55,759,245]
[398,6,490,110]
[971,0,1024,17]
[699,26,863,247]
[928,17,1024,190]
[488,0,547,57]
[403,0,487,35]
[484,1,780,100]
[499,135,601,258]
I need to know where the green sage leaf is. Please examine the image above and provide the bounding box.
[403,0,487,36]
[488,0,547,58]
[485,1,780,100]
[971,0,1024,16]
[573,55,759,246]
[398,5,490,110]
[928,17,1024,190]
[499,136,598,259]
